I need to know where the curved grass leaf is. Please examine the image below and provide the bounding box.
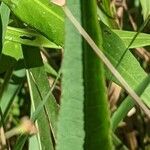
[2,0,64,46]
[113,29,150,48]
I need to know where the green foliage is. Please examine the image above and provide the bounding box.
[6,26,60,49]
[23,46,58,149]
[101,23,150,107]
[56,2,85,149]
[3,0,64,46]
[0,0,150,150]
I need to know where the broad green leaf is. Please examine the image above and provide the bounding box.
[5,26,61,49]
[140,0,150,20]
[2,0,64,46]
[101,22,150,108]
[113,29,150,48]
[22,46,58,150]
[56,2,85,150]
[57,1,112,150]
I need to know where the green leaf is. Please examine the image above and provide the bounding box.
[113,29,150,48]
[56,2,85,150]
[22,46,58,149]
[56,1,112,150]
[5,26,61,49]
[101,22,150,108]
[2,0,64,46]
[6,26,150,50]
